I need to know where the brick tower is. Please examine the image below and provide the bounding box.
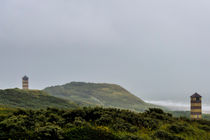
[22,75,29,90]
[190,93,202,119]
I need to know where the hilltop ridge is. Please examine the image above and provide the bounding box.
[44,82,158,112]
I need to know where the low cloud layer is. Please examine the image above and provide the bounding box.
[146,100,210,113]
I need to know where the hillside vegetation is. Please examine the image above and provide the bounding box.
[44,82,157,112]
[0,107,210,140]
[0,89,77,109]
[171,111,210,120]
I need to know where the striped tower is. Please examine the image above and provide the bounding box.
[190,93,202,119]
[22,75,29,90]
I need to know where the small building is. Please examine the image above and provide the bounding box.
[190,93,202,119]
[22,75,29,90]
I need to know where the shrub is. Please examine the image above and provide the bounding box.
[146,108,165,114]
[168,123,194,135]
[34,124,64,140]
[64,125,119,140]
[141,118,159,130]
[95,114,113,126]
[119,134,144,140]
[154,130,184,140]
[198,125,210,131]
[73,117,87,127]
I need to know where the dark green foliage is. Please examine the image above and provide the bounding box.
[153,130,184,140]
[34,125,63,140]
[64,125,119,140]
[145,108,173,121]
[168,123,193,135]
[112,118,138,132]
[119,134,144,140]
[95,114,113,126]
[0,107,210,139]
[198,125,210,131]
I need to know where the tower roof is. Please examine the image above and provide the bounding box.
[22,75,29,80]
[191,93,201,98]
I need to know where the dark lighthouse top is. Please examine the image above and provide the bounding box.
[22,75,29,80]
[191,93,202,98]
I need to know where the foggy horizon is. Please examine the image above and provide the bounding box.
[1,0,210,105]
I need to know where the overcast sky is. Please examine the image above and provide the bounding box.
[1,0,210,103]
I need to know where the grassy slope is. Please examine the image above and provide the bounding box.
[44,82,157,112]
[0,88,77,109]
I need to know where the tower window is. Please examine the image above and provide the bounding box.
[196,97,200,101]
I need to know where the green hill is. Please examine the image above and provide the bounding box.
[44,82,158,112]
[0,88,77,109]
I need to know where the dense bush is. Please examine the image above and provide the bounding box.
[153,130,184,140]
[168,123,194,135]
[198,125,210,131]
[64,125,119,140]
[0,107,210,139]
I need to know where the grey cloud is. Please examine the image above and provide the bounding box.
[1,0,210,105]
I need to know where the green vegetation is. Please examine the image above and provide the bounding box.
[170,111,210,120]
[0,89,77,109]
[44,82,159,112]
[1,83,210,139]
[0,107,210,140]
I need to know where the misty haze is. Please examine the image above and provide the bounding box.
[1,0,210,139]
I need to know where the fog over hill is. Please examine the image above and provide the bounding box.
[145,100,210,114]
